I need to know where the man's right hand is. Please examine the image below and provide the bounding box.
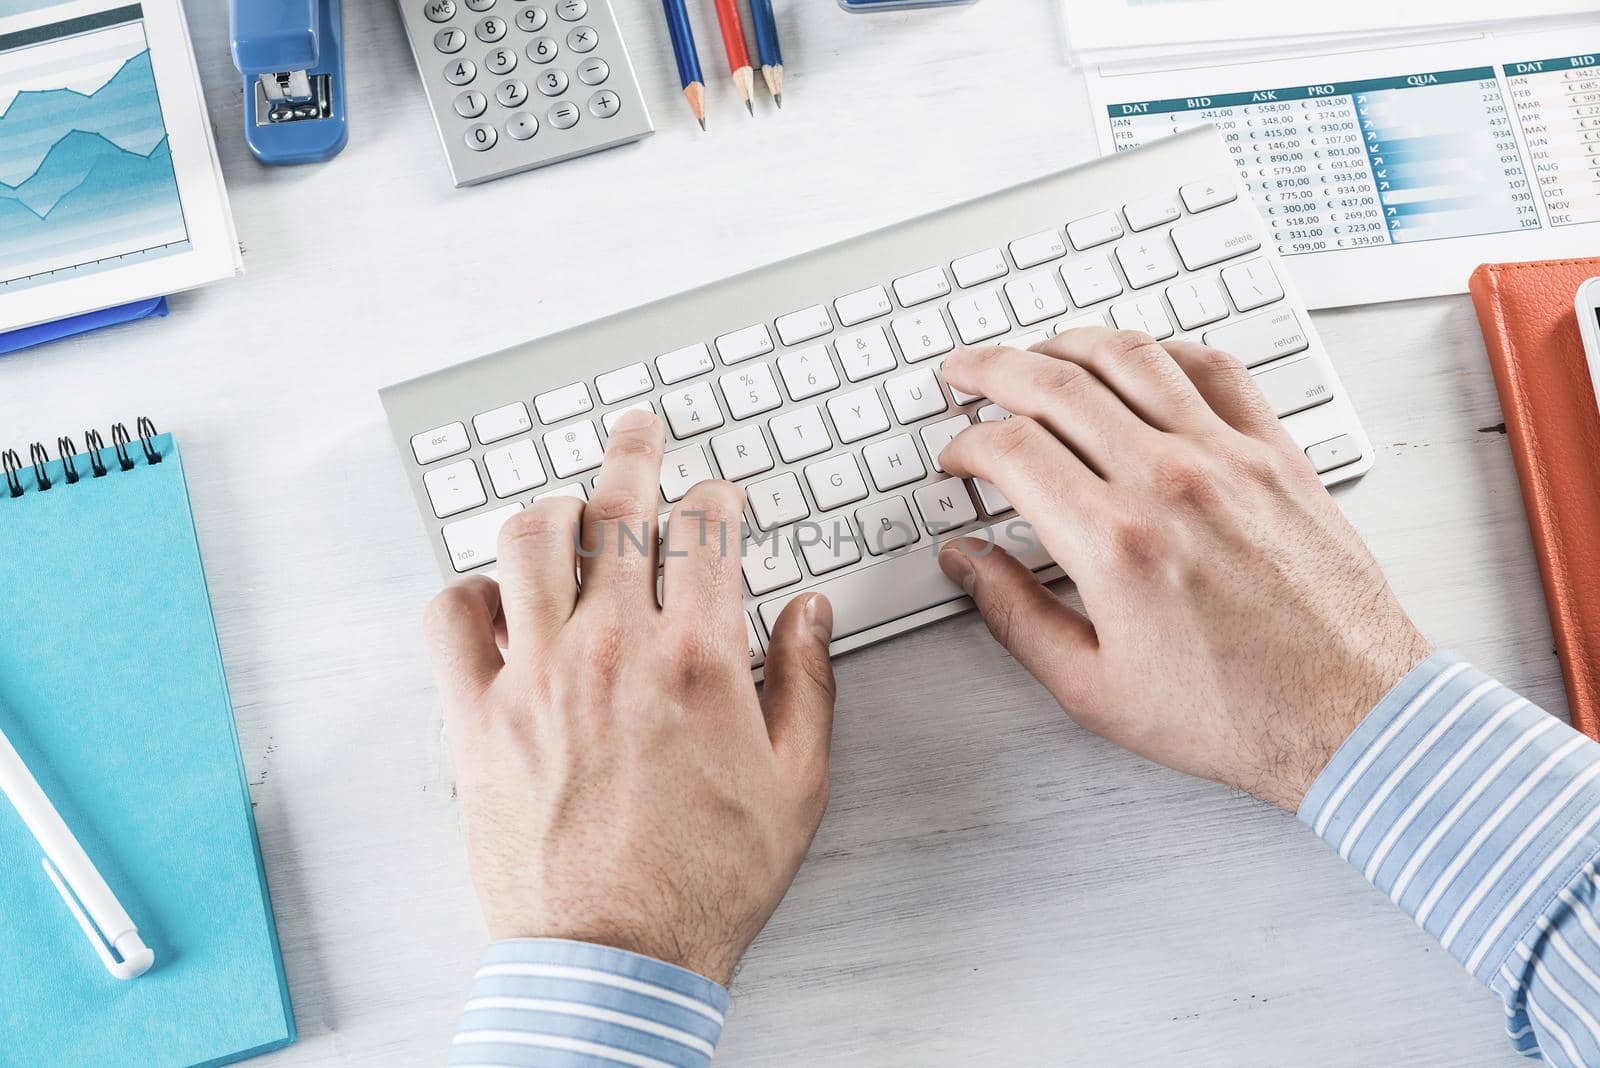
[935,329,1433,811]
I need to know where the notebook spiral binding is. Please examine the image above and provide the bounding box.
[2,418,162,499]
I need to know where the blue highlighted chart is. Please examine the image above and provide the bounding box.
[0,6,188,289]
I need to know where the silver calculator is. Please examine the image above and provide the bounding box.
[397,0,654,187]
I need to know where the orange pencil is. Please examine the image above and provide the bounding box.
[713,0,755,115]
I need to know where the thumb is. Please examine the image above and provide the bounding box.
[760,593,837,778]
[938,537,1099,701]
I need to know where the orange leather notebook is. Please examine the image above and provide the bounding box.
[1470,258,1600,741]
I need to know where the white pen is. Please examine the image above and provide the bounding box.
[0,721,154,980]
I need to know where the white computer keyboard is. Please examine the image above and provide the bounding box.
[381,127,1373,678]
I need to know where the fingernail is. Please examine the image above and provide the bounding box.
[609,408,656,434]
[938,542,976,595]
[805,593,834,643]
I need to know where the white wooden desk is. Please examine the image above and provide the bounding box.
[0,1,1563,1063]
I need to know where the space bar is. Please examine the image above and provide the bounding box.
[756,519,1052,641]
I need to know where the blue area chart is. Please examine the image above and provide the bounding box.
[0,48,187,282]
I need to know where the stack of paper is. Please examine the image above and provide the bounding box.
[0,0,239,334]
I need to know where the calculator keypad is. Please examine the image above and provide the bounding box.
[400,0,653,186]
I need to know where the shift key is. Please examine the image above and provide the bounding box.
[1252,358,1334,418]
[1203,308,1309,368]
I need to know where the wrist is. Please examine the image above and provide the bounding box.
[488,920,741,986]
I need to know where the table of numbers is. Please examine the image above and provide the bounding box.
[1504,52,1600,227]
[1107,66,1536,260]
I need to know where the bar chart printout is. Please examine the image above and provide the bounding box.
[1106,67,1535,258]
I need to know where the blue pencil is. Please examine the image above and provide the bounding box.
[660,0,707,129]
[748,0,783,108]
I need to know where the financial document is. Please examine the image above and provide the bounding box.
[1085,29,1600,307]
[0,0,238,332]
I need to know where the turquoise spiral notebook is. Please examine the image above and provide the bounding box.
[0,422,294,1066]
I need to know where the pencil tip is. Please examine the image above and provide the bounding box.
[698,116,707,131]
[774,94,783,109]
[745,99,754,116]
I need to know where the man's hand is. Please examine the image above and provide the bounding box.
[424,408,836,985]
[937,330,1432,811]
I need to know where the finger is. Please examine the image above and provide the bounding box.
[579,409,665,611]
[937,538,1099,707]
[423,576,506,707]
[496,493,583,647]
[1162,340,1293,445]
[1034,328,1221,434]
[664,479,748,651]
[761,593,837,787]
[939,416,1105,576]
[941,344,1155,476]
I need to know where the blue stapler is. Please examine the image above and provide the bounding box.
[229,0,348,164]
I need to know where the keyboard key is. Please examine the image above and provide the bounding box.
[715,323,774,365]
[951,248,1008,288]
[425,459,489,518]
[769,406,831,463]
[884,367,947,424]
[1066,211,1123,250]
[775,304,833,346]
[442,503,523,572]
[863,433,926,490]
[914,476,977,534]
[919,413,970,472]
[543,419,604,478]
[1170,204,1261,271]
[602,400,654,433]
[1253,358,1334,418]
[412,421,469,464]
[534,381,594,424]
[1053,313,1106,334]
[892,266,951,307]
[1180,177,1237,213]
[891,310,954,363]
[948,289,1009,345]
[1221,258,1284,312]
[711,424,774,481]
[1115,238,1180,289]
[1110,296,1173,340]
[826,387,891,443]
[856,495,920,555]
[976,403,1011,422]
[661,380,725,437]
[745,612,766,669]
[777,345,840,400]
[937,360,982,405]
[1059,255,1123,306]
[835,327,897,382]
[656,342,715,384]
[1203,308,1308,368]
[483,438,548,496]
[1123,196,1181,232]
[1305,434,1362,474]
[743,533,803,595]
[1003,273,1068,326]
[974,479,1012,516]
[1009,229,1067,269]
[805,453,869,511]
[474,401,533,444]
[799,515,862,575]
[595,362,653,404]
[1166,278,1229,331]
[661,444,713,501]
[720,362,783,419]
[758,518,1052,640]
[532,482,588,504]
[748,472,809,530]
[834,285,892,326]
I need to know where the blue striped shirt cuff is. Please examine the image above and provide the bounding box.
[449,939,730,1067]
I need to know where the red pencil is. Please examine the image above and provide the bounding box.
[713,0,755,115]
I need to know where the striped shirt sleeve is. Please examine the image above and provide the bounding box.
[1300,650,1600,1065]
[449,938,729,1067]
